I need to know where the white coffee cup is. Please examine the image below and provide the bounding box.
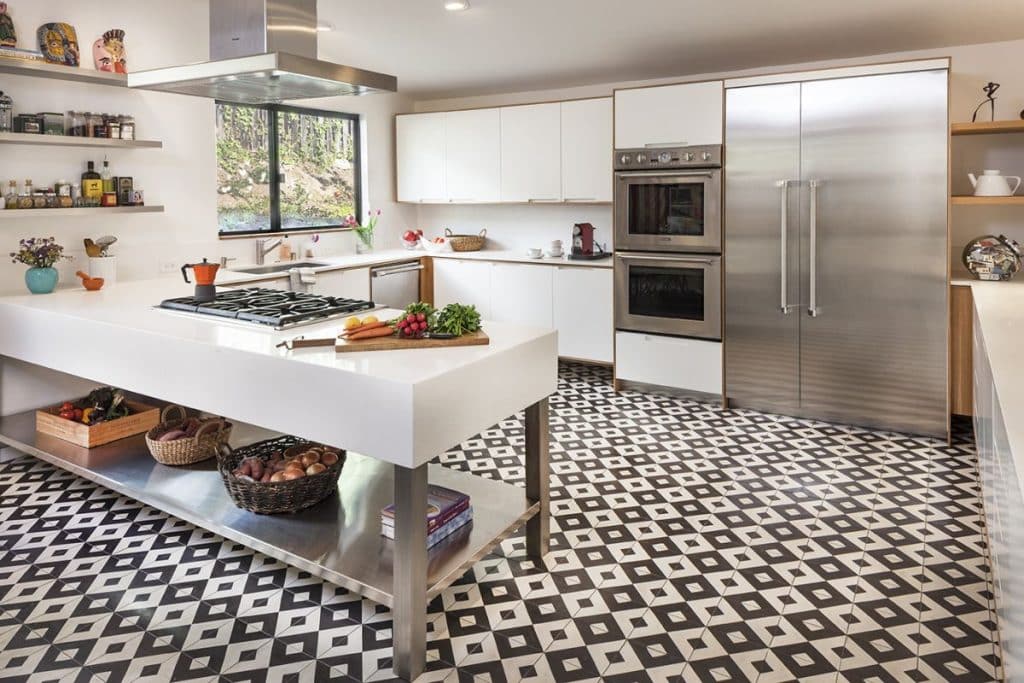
[526,247,542,258]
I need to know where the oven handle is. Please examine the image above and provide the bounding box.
[616,254,716,265]
[614,171,715,178]
[776,179,792,315]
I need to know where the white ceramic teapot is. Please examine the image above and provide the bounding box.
[969,170,1022,197]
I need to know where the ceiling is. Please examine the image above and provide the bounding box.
[316,0,1024,99]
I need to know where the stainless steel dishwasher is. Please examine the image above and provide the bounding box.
[370,261,422,308]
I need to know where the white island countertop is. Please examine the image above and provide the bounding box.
[0,278,558,468]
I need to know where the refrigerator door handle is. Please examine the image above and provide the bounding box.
[776,180,793,314]
[808,179,821,318]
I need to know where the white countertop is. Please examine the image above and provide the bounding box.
[219,247,613,286]
[0,278,557,468]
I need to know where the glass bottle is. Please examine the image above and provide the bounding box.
[101,158,114,194]
[18,180,34,209]
[0,91,12,133]
[82,161,102,204]
[71,184,83,208]
[4,180,16,209]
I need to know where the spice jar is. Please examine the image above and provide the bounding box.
[66,111,85,136]
[71,184,83,207]
[119,115,135,140]
[0,91,12,133]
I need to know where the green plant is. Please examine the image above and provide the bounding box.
[433,303,482,336]
[10,237,70,268]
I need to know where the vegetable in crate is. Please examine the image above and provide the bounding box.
[59,386,130,424]
[433,303,482,337]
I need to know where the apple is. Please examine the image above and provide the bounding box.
[402,230,418,242]
[416,229,424,236]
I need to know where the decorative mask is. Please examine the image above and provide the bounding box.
[0,3,16,49]
[92,28,126,74]
[37,22,79,67]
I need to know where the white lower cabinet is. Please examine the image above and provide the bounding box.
[433,259,492,319]
[490,263,553,328]
[553,267,613,363]
[312,267,371,301]
[615,331,722,395]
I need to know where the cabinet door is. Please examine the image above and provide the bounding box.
[396,113,446,203]
[445,109,501,203]
[561,98,612,203]
[433,259,492,319]
[312,267,370,300]
[501,103,561,202]
[553,266,612,362]
[614,81,723,148]
[490,263,553,328]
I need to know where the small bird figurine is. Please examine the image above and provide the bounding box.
[83,238,101,258]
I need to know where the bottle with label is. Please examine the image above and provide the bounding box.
[101,158,114,194]
[81,161,102,205]
[18,180,34,209]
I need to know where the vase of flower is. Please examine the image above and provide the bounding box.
[344,209,381,255]
[10,237,71,294]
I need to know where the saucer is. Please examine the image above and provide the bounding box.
[546,250,564,258]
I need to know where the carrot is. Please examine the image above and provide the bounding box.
[339,321,388,337]
[346,326,396,341]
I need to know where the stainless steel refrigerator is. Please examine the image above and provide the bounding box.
[724,66,949,438]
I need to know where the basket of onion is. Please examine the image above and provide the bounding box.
[145,405,232,466]
[216,435,346,514]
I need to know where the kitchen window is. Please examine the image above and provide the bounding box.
[216,103,362,236]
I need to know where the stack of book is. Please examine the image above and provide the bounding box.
[381,485,472,547]
[0,47,45,62]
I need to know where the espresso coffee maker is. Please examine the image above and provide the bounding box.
[569,223,610,260]
[181,258,220,302]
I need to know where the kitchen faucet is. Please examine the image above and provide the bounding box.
[255,238,283,265]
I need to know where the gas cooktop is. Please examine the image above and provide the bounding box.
[158,288,376,330]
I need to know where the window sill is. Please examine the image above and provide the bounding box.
[218,226,356,241]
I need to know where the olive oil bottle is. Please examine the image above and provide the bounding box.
[101,158,114,194]
[81,161,102,204]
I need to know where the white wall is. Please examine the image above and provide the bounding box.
[412,38,1024,262]
[0,0,415,296]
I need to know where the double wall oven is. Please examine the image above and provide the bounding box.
[613,144,723,340]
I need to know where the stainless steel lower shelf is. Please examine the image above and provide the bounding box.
[0,410,539,607]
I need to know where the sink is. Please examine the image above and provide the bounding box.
[232,261,329,275]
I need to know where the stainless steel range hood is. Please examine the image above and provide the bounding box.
[127,0,396,103]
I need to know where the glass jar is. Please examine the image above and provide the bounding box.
[85,112,103,137]
[0,91,12,133]
[71,184,83,207]
[4,180,16,209]
[119,115,135,141]
[66,111,85,136]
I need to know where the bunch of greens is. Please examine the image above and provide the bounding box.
[76,386,131,422]
[10,237,71,268]
[433,303,482,337]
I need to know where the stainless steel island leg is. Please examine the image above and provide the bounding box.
[525,397,550,558]
[392,463,429,682]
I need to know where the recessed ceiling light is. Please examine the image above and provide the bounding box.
[316,21,335,32]
[444,1,470,11]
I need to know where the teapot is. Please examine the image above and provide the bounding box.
[181,258,220,302]
[969,170,1022,197]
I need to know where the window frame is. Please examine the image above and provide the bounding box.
[216,101,363,237]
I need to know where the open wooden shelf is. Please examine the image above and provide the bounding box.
[951,196,1024,206]
[0,56,127,86]
[951,121,1024,136]
[0,206,164,218]
[0,132,161,149]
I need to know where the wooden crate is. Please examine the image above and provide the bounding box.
[36,400,160,448]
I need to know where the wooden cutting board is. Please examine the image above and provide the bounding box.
[335,329,490,353]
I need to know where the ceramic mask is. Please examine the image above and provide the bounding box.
[0,3,16,49]
[93,28,126,73]
[37,22,79,66]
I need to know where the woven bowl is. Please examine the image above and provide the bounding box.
[444,228,487,252]
[145,405,232,467]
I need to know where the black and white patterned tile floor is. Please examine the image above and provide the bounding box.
[0,363,1001,682]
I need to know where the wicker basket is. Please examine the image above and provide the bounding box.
[216,436,346,515]
[445,228,487,252]
[145,405,232,466]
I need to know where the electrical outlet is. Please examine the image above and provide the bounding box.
[159,260,178,274]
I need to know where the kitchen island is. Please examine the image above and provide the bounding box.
[0,279,557,681]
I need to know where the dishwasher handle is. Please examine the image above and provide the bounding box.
[372,263,424,278]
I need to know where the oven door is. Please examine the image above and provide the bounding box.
[615,253,722,340]
[614,170,722,253]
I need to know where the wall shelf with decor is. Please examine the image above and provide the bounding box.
[951,120,1024,136]
[0,132,161,149]
[951,196,1024,206]
[0,206,164,219]
[0,56,127,87]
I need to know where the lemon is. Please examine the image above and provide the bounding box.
[344,316,362,330]
[362,315,379,325]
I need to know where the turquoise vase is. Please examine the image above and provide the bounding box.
[25,267,58,294]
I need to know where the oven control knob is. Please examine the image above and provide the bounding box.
[683,152,695,161]
[636,153,648,164]
[701,151,713,161]
[658,152,672,164]
[619,153,632,165]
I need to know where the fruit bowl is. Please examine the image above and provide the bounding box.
[402,238,421,250]
[420,238,450,253]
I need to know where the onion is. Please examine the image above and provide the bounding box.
[320,452,339,466]
[306,463,327,475]
[300,452,320,467]
[282,469,305,480]
[270,472,288,483]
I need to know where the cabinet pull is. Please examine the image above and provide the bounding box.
[776,179,792,315]
[643,141,688,148]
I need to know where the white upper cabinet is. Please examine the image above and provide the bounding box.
[445,108,501,203]
[561,98,613,203]
[614,81,724,148]
[396,113,446,203]
[500,103,561,202]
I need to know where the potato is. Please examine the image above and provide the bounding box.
[239,461,252,477]
[300,452,320,467]
[320,452,339,466]
[158,430,186,442]
[261,472,272,483]
[250,460,264,480]
[282,469,305,480]
[273,461,288,472]
[236,475,255,483]
[306,463,327,476]
[270,472,288,483]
